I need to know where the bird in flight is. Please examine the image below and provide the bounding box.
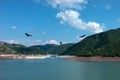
[25,33,32,37]
[79,35,86,38]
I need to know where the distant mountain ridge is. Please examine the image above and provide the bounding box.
[0,42,46,55]
[46,43,74,55]
[64,28,120,57]
[30,43,74,55]
[0,41,74,55]
[1,28,120,56]
[31,44,57,51]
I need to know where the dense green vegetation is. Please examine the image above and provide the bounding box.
[31,44,57,51]
[0,42,22,54]
[31,43,74,55]
[0,42,74,55]
[15,47,46,55]
[0,42,46,55]
[63,28,120,57]
[46,43,74,55]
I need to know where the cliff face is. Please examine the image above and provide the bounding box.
[64,28,120,57]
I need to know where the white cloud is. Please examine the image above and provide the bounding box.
[56,10,103,33]
[47,0,87,10]
[40,0,105,34]
[11,26,16,29]
[5,40,18,44]
[4,39,60,46]
[44,40,59,45]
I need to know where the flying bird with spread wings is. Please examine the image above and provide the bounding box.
[79,35,86,38]
[25,33,32,37]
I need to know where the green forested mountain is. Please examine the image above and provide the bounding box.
[31,43,74,55]
[1,28,120,56]
[46,43,74,55]
[31,44,57,51]
[0,41,74,55]
[15,46,46,55]
[0,42,23,54]
[64,28,120,57]
[0,42,46,55]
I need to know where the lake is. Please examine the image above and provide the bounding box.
[0,58,120,80]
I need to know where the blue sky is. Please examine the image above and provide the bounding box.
[0,0,120,46]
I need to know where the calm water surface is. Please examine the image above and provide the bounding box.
[0,58,120,80]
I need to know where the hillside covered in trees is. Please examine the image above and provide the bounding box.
[63,28,120,57]
[0,42,46,55]
[46,43,74,55]
[0,41,74,55]
[1,28,120,57]
[29,43,74,55]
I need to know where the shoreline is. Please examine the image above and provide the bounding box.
[0,54,50,60]
[66,56,120,62]
[1,54,120,61]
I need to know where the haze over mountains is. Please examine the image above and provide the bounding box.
[0,28,120,57]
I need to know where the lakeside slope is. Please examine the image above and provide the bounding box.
[64,28,120,57]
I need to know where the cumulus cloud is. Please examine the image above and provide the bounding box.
[56,10,103,33]
[47,0,87,10]
[11,26,17,29]
[33,0,104,33]
[44,40,59,45]
[46,0,104,33]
